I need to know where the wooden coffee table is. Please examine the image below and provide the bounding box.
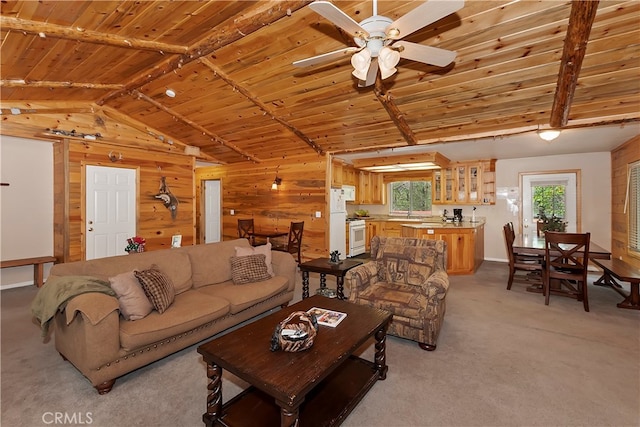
[197,295,392,427]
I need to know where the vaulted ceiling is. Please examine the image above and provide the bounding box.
[1,1,639,165]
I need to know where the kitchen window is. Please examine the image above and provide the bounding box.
[390,181,432,216]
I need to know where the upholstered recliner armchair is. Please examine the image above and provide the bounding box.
[346,236,449,351]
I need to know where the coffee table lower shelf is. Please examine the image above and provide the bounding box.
[210,356,379,427]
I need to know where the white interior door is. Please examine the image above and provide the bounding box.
[522,172,578,236]
[204,180,221,243]
[86,165,136,259]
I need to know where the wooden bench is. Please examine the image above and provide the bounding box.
[0,256,57,287]
[592,258,640,310]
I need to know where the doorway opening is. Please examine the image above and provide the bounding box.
[520,171,580,237]
[203,179,221,243]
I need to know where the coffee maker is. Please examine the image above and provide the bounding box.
[453,208,463,222]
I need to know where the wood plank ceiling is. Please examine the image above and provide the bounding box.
[1,0,639,165]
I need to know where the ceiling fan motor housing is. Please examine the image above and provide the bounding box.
[355,15,394,56]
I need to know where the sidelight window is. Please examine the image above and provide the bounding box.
[628,161,640,255]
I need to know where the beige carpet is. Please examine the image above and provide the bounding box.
[2,261,639,427]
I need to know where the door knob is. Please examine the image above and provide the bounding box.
[88,227,93,232]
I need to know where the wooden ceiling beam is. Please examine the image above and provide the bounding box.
[199,58,324,156]
[0,16,188,54]
[374,75,418,145]
[1,79,122,90]
[549,0,600,128]
[98,1,312,106]
[130,90,259,163]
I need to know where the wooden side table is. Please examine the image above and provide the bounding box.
[299,258,363,300]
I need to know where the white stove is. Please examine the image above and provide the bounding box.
[347,219,366,257]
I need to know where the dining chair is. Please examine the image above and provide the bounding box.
[543,231,591,311]
[273,221,304,264]
[237,219,255,246]
[503,222,544,290]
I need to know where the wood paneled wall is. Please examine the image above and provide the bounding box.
[611,135,640,267]
[195,153,329,261]
[54,139,195,262]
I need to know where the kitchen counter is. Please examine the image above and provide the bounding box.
[400,220,485,229]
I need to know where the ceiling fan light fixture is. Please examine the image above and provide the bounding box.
[387,27,401,38]
[538,129,561,141]
[351,49,372,81]
[378,46,400,79]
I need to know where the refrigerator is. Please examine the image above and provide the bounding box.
[329,188,347,260]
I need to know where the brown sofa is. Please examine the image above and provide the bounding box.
[346,236,449,350]
[44,238,297,394]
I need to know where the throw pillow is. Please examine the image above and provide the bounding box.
[235,242,275,277]
[109,271,153,321]
[230,254,272,285]
[134,265,175,314]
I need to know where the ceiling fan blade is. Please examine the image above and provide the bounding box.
[385,0,464,40]
[293,47,360,67]
[358,61,378,87]
[395,41,457,67]
[309,1,370,38]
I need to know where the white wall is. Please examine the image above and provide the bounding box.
[354,152,612,263]
[0,136,54,289]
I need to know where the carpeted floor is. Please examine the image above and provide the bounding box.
[2,261,639,427]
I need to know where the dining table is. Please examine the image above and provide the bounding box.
[512,233,612,300]
[249,230,288,246]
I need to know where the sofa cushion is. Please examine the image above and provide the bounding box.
[235,242,275,277]
[119,291,230,352]
[108,270,153,321]
[49,249,194,295]
[230,254,272,284]
[186,239,251,288]
[355,282,427,323]
[195,275,289,314]
[135,266,175,314]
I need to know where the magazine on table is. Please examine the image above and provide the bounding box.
[307,307,347,327]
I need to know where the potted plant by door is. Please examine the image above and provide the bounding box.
[536,210,567,236]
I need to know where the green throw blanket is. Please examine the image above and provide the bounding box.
[31,275,116,337]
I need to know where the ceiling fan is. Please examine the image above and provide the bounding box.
[293,0,464,87]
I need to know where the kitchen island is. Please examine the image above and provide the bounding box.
[400,220,485,275]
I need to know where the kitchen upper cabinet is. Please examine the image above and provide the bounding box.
[342,165,358,186]
[331,159,343,188]
[357,171,385,205]
[432,160,495,205]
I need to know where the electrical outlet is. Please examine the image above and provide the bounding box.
[230,209,235,215]
[315,211,321,218]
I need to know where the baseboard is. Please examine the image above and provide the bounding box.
[1,281,34,291]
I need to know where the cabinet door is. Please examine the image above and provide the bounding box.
[382,222,403,237]
[444,168,454,202]
[433,171,442,203]
[331,160,343,188]
[456,165,466,202]
[469,165,481,203]
[365,221,380,251]
[358,171,370,204]
[436,230,474,274]
[370,173,384,204]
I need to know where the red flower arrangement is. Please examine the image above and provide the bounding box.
[125,236,146,253]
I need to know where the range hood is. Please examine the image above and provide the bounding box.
[352,152,450,172]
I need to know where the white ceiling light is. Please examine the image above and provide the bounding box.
[351,49,372,81]
[165,89,176,98]
[378,46,400,79]
[538,129,561,141]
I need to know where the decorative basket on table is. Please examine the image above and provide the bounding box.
[270,311,318,352]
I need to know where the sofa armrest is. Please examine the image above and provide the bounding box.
[270,250,297,292]
[346,262,380,299]
[55,293,121,371]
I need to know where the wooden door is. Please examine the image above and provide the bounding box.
[85,165,136,260]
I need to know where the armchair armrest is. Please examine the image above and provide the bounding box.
[346,262,380,299]
[422,269,449,301]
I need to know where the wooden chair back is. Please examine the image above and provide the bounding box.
[544,231,591,311]
[287,221,304,264]
[237,219,255,245]
[503,222,543,290]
